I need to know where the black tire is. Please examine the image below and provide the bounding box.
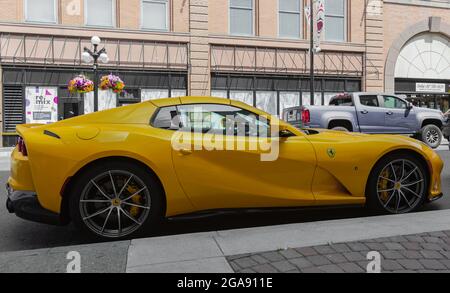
[420,124,442,149]
[69,161,165,240]
[366,153,428,214]
[331,126,350,132]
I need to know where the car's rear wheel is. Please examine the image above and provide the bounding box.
[421,124,442,149]
[367,154,428,214]
[69,161,164,239]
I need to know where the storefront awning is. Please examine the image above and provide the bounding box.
[211,45,365,77]
[0,33,188,71]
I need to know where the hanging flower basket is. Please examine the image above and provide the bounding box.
[100,74,125,94]
[68,75,94,94]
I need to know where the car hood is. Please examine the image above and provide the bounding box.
[306,128,368,137]
[414,107,443,114]
[306,128,427,146]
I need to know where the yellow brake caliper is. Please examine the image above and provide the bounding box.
[379,169,390,202]
[126,185,143,218]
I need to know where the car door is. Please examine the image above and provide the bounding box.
[382,95,415,133]
[171,103,317,211]
[356,95,386,133]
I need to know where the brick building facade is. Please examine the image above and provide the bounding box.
[0,0,449,146]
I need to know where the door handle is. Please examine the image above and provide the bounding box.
[360,110,368,114]
[386,111,393,115]
[178,149,193,156]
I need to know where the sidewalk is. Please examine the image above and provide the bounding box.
[1,210,450,273]
[227,231,450,273]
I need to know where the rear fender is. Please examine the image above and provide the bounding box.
[323,112,357,130]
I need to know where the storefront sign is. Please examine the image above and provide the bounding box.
[416,83,446,93]
[25,87,58,124]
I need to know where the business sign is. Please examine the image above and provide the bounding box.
[25,87,58,124]
[416,83,446,93]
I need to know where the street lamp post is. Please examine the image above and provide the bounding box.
[81,36,109,112]
[309,0,315,106]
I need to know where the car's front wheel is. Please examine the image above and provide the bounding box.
[420,124,442,149]
[69,161,164,239]
[366,154,428,214]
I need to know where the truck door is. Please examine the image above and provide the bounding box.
[382,95,416,133]
[356,95,386,133]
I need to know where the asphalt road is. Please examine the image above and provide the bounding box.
[1,151,450,253]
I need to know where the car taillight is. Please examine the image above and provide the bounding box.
[17,137,28,156]
[301,109,310,124]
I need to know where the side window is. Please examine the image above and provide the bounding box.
[359,95,379,107]
[152,106,180,130]
[177,104,271,137]
[383,96,406,109]
[329,96,353,106]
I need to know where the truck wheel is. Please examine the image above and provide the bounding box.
[331,126,349,132]
[420,125,442,149]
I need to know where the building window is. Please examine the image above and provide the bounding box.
[141,89,169,101]
[324,0,346,42]
[25,0,57,23]
[85,0,115,27]
[142,0,169,31]
[230,91,254,106]
[279,0,302,39]
[280,92,300,114]
[256,91,278,115]
[230,0,253,36]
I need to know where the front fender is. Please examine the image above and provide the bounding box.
[416,111,445,129]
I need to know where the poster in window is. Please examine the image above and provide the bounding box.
[25,87,58,124]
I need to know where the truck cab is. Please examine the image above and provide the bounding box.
[283,92,446,149]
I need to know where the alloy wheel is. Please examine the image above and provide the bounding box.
[426,129,440,145]
[79,170,151,238]
[376,159,425,214]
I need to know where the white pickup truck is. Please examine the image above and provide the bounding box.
[283,92,446,149]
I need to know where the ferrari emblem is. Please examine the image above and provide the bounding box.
[327,148,336,158]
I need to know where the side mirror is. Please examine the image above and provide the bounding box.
[407,102,413,110]
[278,124,294,138]
[279,124,290,132]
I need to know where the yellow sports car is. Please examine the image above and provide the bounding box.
[6,97,444,239]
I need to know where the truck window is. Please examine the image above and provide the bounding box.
[383,96,406,109]
[329,96,353,106]
[360,95,379,107]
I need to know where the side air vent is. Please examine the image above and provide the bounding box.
[44,130,61,139]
